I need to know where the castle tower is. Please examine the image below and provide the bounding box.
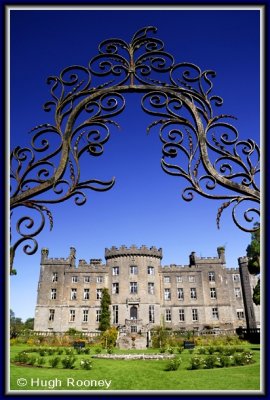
[238,256,257,329]
[105,245,163,334]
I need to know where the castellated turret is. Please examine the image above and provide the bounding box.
[105,244,163,260]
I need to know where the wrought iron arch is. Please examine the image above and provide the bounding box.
[10,26,260,274]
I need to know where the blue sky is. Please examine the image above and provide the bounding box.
[9,7,261,321]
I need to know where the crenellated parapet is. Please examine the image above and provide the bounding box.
[105,245,163,260]
[227,267,240,273]
[40,247,76,266]
[160,264,190,271]
[188,247,226,266]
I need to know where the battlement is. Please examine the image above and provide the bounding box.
[105,245,163,260]
[161,264,189,271]
[227,268,240,273]
[41,247,76,267]
[189,247,226,266]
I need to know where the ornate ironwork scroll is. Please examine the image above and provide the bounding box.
[10,26,260,274]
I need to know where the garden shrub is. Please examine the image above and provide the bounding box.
[61,356,76,369]
[177,346,184,354]
[80,359,93,370]
[221,347,236,356]
[189,356,202,370]
[207,346,216,355]
[47,347,56,355]
[166,357,182,371]
[160,347,166,353]
[14,352,29,364]
[233,351,254,366]
[107,347,114,354]
[57,348,64,355]
[49,356,60,368]
[26,338,35,346]
[196,346,207,355]
[95,347,102,354]
[218,355,231,368]
[65,348,74,356]
[36,357,46,367]
[166,346,174,354]
[84,347,91,355]
[26,356,37,366]
[204,355,217,369]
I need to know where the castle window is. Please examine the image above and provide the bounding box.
[130,266,138,275]
[237,309,245,319]
[71,288,77,300]
[179,309,185,322]
[189,276,195,283]
[69,310,75,322]
[96,289,102,299]
[97,276,103,283]
[149,305,155,323]
[164,288,171,300]
[165,309,171,322]
[212,307,219,319]
[234,287,241,298]
[83,309,89,322]
[177,288,184,300]
[148,266,154,275]
[176,276,183,283]
[148,282,154,295]
[52,272,58,282]
[233,274,240,282]
[190,288,197,299]
[131,325,137,333]
[112,283,119,294]
[50,288,57,300]
[84,276,90,283]
[49,309,55,321]
[208,272,215,282]
[164,276,170,283]
[112,267,119,276]
[113,305,119,324]
[72,276,78,283]
[192,309,198,321]
[130,282,138,294]
[210,288,217,299]
[84,288,90,300]
[96,309,101,322]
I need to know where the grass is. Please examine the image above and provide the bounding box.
[9,344,261,391]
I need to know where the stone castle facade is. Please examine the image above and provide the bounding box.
[34,245,260,334]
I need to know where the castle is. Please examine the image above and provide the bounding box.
[34,245,260,334]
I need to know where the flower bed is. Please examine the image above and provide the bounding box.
[92,353,175,360]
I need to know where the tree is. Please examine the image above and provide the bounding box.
[246,223,260,305]
[24,318,34,330]
[10,309,24,338]
[99,288,111,331]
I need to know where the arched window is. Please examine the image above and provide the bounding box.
[130,306,137,320]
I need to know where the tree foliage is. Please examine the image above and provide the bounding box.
[10,309,25,338]
[99,288,111,331]
[101,326,118,348]
[246,223,260,305]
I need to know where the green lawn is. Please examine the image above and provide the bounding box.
[9,344,261,392]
